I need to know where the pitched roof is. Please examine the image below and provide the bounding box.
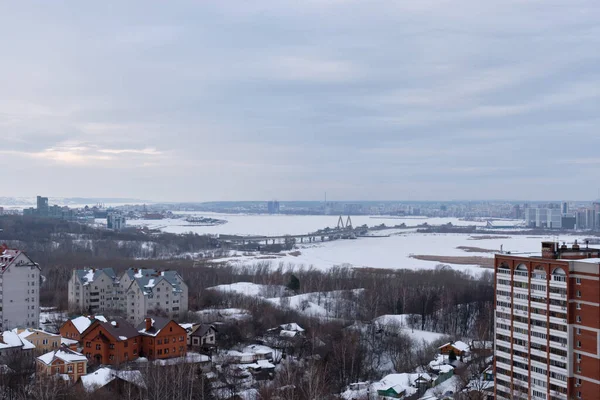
[137,317,181,337]
[81,367,145,392]
[190,324,216,337]
[0,331,35,350]
[0,249,38,273]
[74,268,118,286]
[84,318,140,341]
[37,347,87,365]
[124,268,184,295]
[15,328,61,339]
[68,315,108,334]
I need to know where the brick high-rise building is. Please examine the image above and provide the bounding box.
[494,241,600,400]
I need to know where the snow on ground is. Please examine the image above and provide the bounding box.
[266,289,363,318]
[195,308,252,321]
[39,307,68,331]
[207,282,287,298]
[373,314,449,344]
[211,232,589,274]
[422,375,462,398]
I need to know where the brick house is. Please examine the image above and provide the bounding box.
[36,346,88,383]
[60,315,107,343]
[137,317,187,360]
[80,318,141,365]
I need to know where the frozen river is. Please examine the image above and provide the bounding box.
[125,213,586,275]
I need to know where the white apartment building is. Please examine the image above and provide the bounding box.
[121,268,188,325]
[0,249,40,330]
[68,268,188,325]
[68,268,120,313]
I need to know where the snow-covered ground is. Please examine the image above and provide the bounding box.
[266,289,363,319]
[210,232,589,274]
[207,282,288,298]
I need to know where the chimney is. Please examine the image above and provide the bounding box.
[145,317,152,331]
[573,240,580,250]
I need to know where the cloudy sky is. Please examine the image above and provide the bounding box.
[1,1,599,202]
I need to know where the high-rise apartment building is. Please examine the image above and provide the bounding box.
[494,241,600,400]
[0,248,40,330]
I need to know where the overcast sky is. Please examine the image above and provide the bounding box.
[1,1,599,202]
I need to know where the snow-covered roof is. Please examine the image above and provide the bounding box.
[69,316,107,334]
[61,338,79,346]
[15,328,60,339]
[576,257,600,264]
[124,268,184,295]
[81,367,145,392]
[439,341,470,352]
[74,268,118,286]
[373,373,432,395]
[37,347,87,366]
[280,323,304,332]
[0,331,35,350]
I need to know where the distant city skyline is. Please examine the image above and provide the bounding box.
[1,1,599,201]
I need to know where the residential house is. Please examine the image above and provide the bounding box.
[183,323,217,351]
[0,330,35,362]
[438,341,470,358]
[373,373,433,399]
[14,328,61,352]
[80,318,141,365]
[0,248,40,330]
[36,346,88,383]
[137,317,187,360]
[68,268,120,314]
[80,367,145,396]
[60,315,107,342]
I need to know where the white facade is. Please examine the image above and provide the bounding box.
[68,268,120,313]
[68,268,188,325]
[0,250,40,330]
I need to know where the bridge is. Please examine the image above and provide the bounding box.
[221,216,365,245]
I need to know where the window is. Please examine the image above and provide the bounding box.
[133,349,137,355]
[576,303,581,310]
[576,328,581,335]
[179,346,184,352]
[165,348,169,354]
[124,341,128,348]
[157,339,162,345]
[172,337,176,343]
[96,344,101,350]
[109,344,115,349]
[577,354,582,361]
[67,365,73,372]
[109,355,114,360]
[578,391,582,399]
[170,327,173,332]
[577,365,581,373]
[576,277,581,284]
[86,342,91,348]
[576,290,581,297]
[42,339,48,345]
[157,349,162,355]
[577,341,581,348]
[179,336,184,342]
[577,315,582,323]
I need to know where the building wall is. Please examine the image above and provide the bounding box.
[24,331,61,352]
[0,253,40,330]
[68,270,120,314]
[60,320,84,342]
[80,323,140,365]
[494,254,600,400]
[141,321,187,359]
[37,359,87,382]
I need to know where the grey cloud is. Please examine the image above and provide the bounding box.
[0,0,599,200]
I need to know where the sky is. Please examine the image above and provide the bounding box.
[0,1,599,202]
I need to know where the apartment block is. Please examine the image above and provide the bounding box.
[494,241,600,400]
[0,248,40,330]
[68,268,188,324]
[68,268,120,313]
